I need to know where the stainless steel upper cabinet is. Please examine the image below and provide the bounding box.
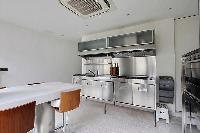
[108,33,137,48]
[108,30,154,48]
[78,38,107,52]
[136,30,154,44]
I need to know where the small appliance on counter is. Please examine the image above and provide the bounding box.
[182,48,200,133]
[0,68,8,71]
[0,68,8,89]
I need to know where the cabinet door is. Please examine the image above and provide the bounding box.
[81,79,87,96]
[92,81,102,99]
[115,82,133,104]
[132,83,155,109]
[136,30,154,44]
[78,38,107,51]
[82,80,93,97]
[108,33,137,48]
[102,81,114,101]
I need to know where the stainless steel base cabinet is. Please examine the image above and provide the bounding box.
[115,81,133,104]
[82,79,94,97]
[93,80,103,99]
[102,81,114,101]
[132,83,155,109]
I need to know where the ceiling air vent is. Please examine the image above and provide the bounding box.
[59,0,115,18]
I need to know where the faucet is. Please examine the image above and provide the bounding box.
[88,70,99,77]
[88,70,95,77]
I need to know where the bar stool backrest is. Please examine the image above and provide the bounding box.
[59,89,81,113]
[0,101,36,133]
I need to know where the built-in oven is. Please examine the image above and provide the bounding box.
[182,48,200,133]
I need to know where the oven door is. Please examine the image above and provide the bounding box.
[183,91,200,133]
[191,61,200,79]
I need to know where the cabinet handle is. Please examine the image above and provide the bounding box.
[134,83,141,85]
[120,82,127,84]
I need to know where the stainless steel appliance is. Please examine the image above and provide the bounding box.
[182,48,200,133]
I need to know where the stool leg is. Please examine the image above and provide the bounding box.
[166,113,169,124]
[154,111,157,127]
[104,103,107,114]
[156,110,159,122]
[63,112,67,132]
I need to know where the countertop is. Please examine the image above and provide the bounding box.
[0,82,81,111]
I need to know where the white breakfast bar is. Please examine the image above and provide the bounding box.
[0,82,81,133]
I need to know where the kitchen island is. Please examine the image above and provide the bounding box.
[0,82,81,133]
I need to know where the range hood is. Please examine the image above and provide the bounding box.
[78,44,156,57]
[59,0,116,18]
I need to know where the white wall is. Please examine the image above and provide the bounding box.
[82,18,176,115]
[174,16,200,111]
[0,21,81,87]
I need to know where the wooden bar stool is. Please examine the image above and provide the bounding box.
[51,89,81,132]
[0,101,36,133]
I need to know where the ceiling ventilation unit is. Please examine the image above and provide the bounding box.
[59,0,115,18]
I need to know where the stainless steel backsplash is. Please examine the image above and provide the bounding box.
[82,56,156,77]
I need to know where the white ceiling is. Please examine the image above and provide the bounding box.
[0,0,198,41]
